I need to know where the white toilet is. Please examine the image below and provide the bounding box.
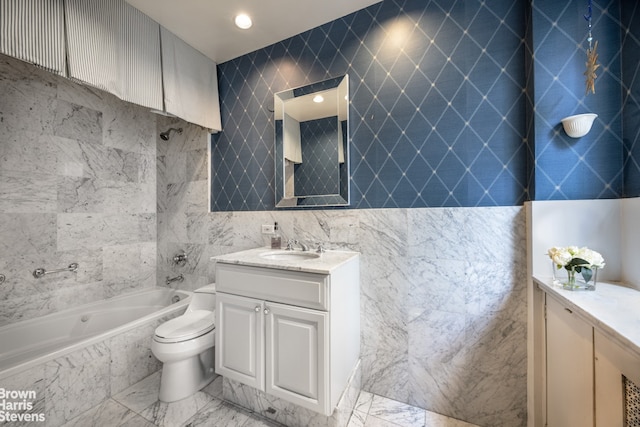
[151,284,216,402]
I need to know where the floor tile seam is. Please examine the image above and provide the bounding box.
[60,398,140,427]
[109,398,147,424]
[207,396,287,427]
[111,391,157,421]
[365,413,425,427]
[111,372,162,415]
[370,394,426,414]
[354,407,370,415]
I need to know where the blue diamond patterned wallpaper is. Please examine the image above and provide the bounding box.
[211,0,639,211]
[296,117,340,196]
[531,0,624,200]
[622,2,640,197]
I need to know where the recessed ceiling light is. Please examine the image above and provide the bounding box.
[313,95,324,103]
[234,14,252,29]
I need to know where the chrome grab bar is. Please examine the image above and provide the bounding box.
[33,263,79,279]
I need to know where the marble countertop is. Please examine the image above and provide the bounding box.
[212,247,360,275]
[534,275,640,359]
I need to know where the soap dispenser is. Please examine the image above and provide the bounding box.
[271,222,282,249]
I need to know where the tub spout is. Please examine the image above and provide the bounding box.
[166,274,184,286]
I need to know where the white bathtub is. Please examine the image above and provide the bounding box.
[0,287,191,380]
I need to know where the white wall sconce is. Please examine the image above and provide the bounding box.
[561,113,598,138]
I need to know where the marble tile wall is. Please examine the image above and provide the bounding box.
[206,207,528,427]
[0,54,158,327]
[155,115,212,290]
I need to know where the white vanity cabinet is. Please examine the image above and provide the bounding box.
[214,252,360,417]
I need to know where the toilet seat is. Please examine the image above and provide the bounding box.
[154,310,215,343]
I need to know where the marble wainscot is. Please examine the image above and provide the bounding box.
[203,207,527,427]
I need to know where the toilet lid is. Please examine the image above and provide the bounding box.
[154,310,215,343]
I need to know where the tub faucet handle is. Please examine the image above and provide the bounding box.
[173,252,187,266]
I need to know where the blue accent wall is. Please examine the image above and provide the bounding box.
[296,117,340,196]
[530,0,623,200]
[622,2,640,197]
[211,0,638,211]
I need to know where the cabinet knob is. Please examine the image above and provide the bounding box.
[263,307,270,315]
[255,306,261,312]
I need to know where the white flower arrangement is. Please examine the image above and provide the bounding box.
[547,246,605,284]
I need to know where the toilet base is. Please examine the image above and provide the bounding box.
[158,347,216,402]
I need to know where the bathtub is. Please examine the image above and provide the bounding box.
[0,287,191,380]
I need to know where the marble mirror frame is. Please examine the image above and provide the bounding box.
[274,75,349,208]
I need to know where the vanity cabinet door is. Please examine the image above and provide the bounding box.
[215,292,265,390]
[545,295,594,427]
[265,302,330,415]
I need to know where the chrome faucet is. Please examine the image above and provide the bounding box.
[286,239,309,251]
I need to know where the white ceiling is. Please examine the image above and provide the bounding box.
[125,0,383,64]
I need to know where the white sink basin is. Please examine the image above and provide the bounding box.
[260,251,320,261]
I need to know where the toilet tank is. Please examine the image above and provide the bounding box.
[186,284,216,312]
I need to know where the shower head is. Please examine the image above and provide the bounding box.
[159,127,182,141]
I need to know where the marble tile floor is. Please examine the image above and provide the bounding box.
[60,372,479,427]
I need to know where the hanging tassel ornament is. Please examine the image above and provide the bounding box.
[583,0,600,95]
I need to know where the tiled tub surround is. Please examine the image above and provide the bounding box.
[0,287,190,379]
[156,112,212,293]
[0,53,158,327]
[0,306,182,426]
[0,52,189,427]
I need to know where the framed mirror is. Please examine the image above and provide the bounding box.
[274,75,349,208]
